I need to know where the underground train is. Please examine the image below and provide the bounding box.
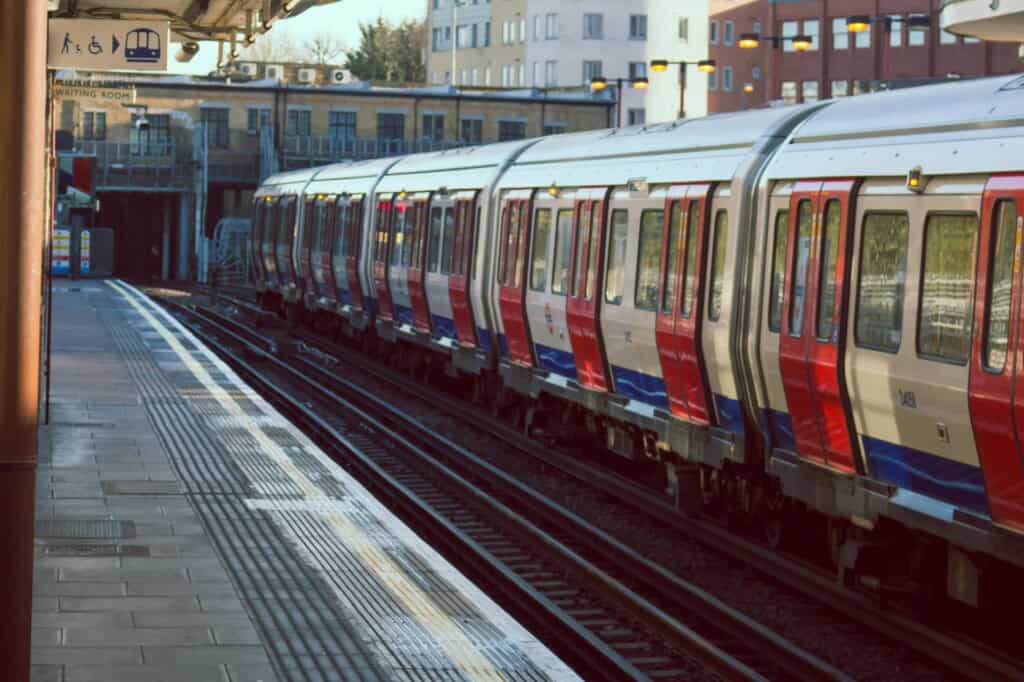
[252,74,1024,609]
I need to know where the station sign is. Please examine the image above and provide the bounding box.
[48,19,169,72]
[53,80,137,104]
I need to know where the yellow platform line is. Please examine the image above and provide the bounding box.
[106,280,510,681]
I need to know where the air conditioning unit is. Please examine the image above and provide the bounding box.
[265,64,283,81]
[297,68,316,84]
[238,62,258,77]
[330,68,348,85]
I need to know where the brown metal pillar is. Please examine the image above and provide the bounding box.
[0,1,47,679]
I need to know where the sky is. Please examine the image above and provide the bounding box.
[171,0,426,75]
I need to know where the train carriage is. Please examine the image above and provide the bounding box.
[252,168,316,303]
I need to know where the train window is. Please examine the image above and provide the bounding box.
[635,209,665,310]
[571,205,589,298]
[311,203,323,261]
[918,213,979,364]
[708,210,729,322]
[551,210,574,295]
[681,202,701,318]
[604,210,629,305]
[428,207,444,273]
[440,208,455,275]
[789,200,813,336]
[333,204,348,262]
[585,204,603,300]
[451,204,465,277]
[984,200,1018,371]
[374,203,390,262]
[530,209,552,291]
[661,202,683,314]
[509,204,524,287]
[768,210,789,332]
[393,206,409,267]
[816,200,841,340]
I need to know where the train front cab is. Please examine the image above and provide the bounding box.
[756,172,1024,605]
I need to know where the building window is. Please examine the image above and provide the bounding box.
[533,14,542,41]
[629,14,648,40]
[432,28,441,52]
[908,14,928,46]
[545,60,558,86]
[753,20,761,35]
[831,80,848,97]
[422,113,444,141]
[518,63,526,87]
[200,108,229,149]
[710,19,719,44]
[708,69,718,90]
[377,112,405,143]
[472,68,479,85]
[501,64,512,86]
[941,28,958,44]
[247,107,270,135]
[456,24,471,48]
[752,66,761,81]
[723,20,734,46]
[781,81,797,104]
[781,20,798,51]
[484,66,492,86]
[629,61,647,80]
[520,18,526,43]
[856,24,871,48]
[583,13,603,39]
[82,111,106,140]
[131,113,170,153]
[583,60,602,83]
[286,109,311,137]
[802,81,819,102]
[502,20,511,44]
[498,120,526,141]
[832,17,849,50]
[543,121,566,136]
[328,110,356,141]
[627,108,646,126]
[533,61,542,87]
[723,66,733,92]
[803,19,820,50]
[460,118,482,144]
[889,15,903,47]
[546,13,559,39]
[678,17,689,41]
[483,21,491,47]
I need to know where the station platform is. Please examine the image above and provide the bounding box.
[33,280,580,682]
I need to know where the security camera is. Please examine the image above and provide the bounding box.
[135,117,151,131]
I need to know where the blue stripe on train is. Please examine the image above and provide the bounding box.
[761,408,797,453]
[713,393,745,435]
[477,328,492,355]
[863,435,989,515]
[611,365,668,409]
[394,304,414,327]
[334,286,351,306]
[432,315,456,340]
[498,333,509,357]
[536,343,577,379]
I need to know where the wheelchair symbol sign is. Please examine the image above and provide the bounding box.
[48,19,168,71]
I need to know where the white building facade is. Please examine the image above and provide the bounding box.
[426,0,710,125]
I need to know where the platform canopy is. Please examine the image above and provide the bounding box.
[48,0,341,40]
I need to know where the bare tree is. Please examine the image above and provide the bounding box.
[304,31,346,66]
[241,27,300,62]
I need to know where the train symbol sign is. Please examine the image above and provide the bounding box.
[47,19,169,72]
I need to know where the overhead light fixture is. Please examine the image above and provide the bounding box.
[698,60,716,74]
[632,77,649,90]
[175,42,200,63]
[846,16,871,33]
[650,60,669,73]
[590,77,608,91]
[792,35,813,51]
[738,33,760,49]
[743,82,754,93]
[283,0,299,13]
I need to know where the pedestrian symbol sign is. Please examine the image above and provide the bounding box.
[48,19,169,72]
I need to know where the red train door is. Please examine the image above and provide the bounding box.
[780,179,860,473]
[251,199,265,282]
[299,196,316,295]
[346,199,365,310]
[408,199,432,333]
[566,188,610,390]
[320,197,339,303]
[373,198,394,319]
[497,193,534,364]
[655,184,715,424]
[969,174,1024,530]
[449,195,478,347]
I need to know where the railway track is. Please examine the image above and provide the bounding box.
[157,292,849,682]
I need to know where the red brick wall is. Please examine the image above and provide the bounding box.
[709,0,1021,113]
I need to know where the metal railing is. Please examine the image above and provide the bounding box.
[77,140,192,190]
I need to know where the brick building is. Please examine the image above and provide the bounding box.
[708,0,1022,112]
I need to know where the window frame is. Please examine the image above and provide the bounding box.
[707,209,729,322]
[982,200,1018,372]
[853,211,910,354]
[768,209,790,333]
[529,208,553,292]
[604,209,629,306]
[635,208,666,311]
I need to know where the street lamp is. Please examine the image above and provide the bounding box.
[648,59,716,119]
[845,15,932,89]
[590,76,652,127]
[738,32,814,51]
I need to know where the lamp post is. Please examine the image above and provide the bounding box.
[738,32,813,105]
[649,59,716,119]
[845,14,931,88]
[590,76,650,128]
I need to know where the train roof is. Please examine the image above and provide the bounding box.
[374,140,534,194]
[496,105,819,190]
[256,166,319,195]
[766,74,1024,180]
[304,157,398,196]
